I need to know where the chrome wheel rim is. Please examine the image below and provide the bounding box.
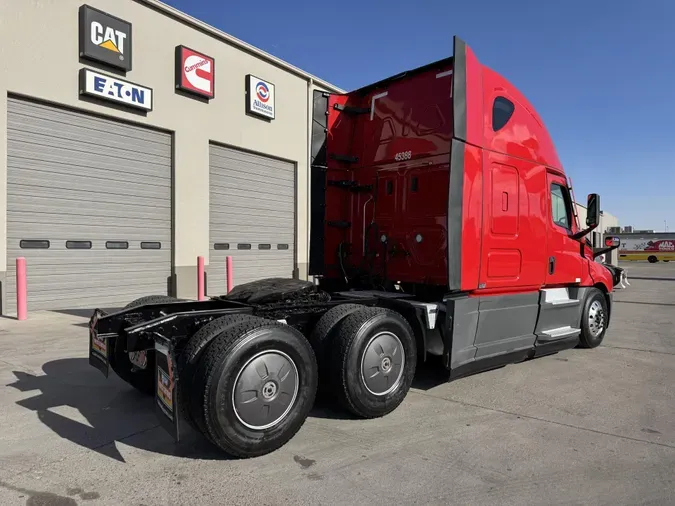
[360,331,405,396]
[232,350,299,430]
[588,300,605,337]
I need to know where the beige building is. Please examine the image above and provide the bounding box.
[575,203,620,265]
[0,0,343,315]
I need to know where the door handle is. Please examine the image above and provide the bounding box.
[548,256,556,275]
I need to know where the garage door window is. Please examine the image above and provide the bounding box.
[20,240,50,249]
[66,241,92,249]
[106,241,129,249]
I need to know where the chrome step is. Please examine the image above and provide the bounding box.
[539,326,581,341]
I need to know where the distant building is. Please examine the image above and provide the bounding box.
[575,204,620,264]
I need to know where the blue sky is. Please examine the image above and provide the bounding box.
[166,0,675,231]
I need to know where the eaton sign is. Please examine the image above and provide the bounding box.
[79,69,153,111]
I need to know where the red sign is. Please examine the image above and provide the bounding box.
[175,45,215,99]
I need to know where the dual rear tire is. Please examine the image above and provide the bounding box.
[184,316,318,458]
[183,305,417,457]
[311,305,417,419]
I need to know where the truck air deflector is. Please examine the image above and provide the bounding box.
[308,90,330,276]
[448,35,469,290]
[452,36,468,142]
[448,139,465,290]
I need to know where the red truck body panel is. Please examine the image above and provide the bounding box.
[313,36,613,296]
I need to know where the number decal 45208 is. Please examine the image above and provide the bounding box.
[394,151,412,161]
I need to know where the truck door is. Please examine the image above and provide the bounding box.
[546,173,584,285]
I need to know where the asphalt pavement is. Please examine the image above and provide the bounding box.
[0,261,673,506]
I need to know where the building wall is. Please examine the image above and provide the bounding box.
[575,204,620,264]
[0,0,340,303]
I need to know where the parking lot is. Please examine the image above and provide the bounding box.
[0,262,673,506]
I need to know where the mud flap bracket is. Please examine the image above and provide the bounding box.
[88,308,110,377]
[154,339,182,442]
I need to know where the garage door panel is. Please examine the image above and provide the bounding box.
[8,143,171,182]
[210,160,295,184]
[9,131,170,168]
[9,184,172,210]
[209,148,294,173]
[9,272,168,293]
[8,199,170,222]
[211,208,294,223]
[8,171,170,202]
[8,216,170,236]
[5,97,172,314]
[10,263,170,277]
[9,119,171,158]
[210,182,294,199]
[8,99,171,147]
[209,144,295,293]
[22,286,171,310]
[212,190,293,214]
[212,172,294,192]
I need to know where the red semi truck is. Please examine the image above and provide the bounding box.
[88,37,622,458]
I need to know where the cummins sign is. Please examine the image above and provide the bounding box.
[175,45,215,100]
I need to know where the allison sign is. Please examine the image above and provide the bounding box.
[246,75,275,120]
[79,69,152,111]
[79,4,132,72]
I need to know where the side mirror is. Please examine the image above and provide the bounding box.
[572,193,602,240]
[604,236,620,248]
[586,193,600,228]
[593,235,621,259]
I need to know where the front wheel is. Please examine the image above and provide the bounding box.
[578,288,609,349]
[648,256,658,263]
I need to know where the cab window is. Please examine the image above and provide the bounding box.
[550,183,573,230]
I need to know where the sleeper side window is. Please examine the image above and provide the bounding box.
[550,183,573,230]
[492,96,515,131]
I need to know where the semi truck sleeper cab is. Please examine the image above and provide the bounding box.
[88,36,622,458]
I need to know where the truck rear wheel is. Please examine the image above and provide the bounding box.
[111,295,183,395]
[648,255,658,263]
[190,318,318,458]
[179,314,262,436]
[578,288,608,349]
[329,307,416,419]
[309,304,364,392]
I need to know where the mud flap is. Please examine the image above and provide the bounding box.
[88,308,110,377]
[154,340,182,442]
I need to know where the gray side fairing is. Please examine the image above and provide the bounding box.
[441,288,588,372]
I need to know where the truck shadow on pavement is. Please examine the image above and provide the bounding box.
[6,358,234,463]
[7,357,451,462]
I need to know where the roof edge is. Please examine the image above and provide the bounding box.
[135,0,345,93]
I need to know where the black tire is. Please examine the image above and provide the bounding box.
[578,288,609,349]
[124,295,185,309]
[648,256,658,263]
[309,304,364,390]
[179,314,262,436]
[110,295,183,394]
[190,318,318,458]
[329,307,416,418]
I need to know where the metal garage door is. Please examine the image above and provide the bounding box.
[5,97,172,314]
[208,144,295,295]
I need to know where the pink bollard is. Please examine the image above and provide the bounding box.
[16,257,27,321]
[197,256,205,301]
[226,256,233,294]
